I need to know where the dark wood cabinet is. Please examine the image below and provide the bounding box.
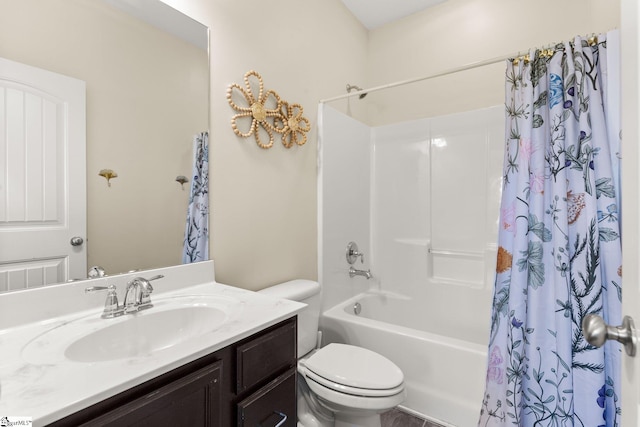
[80,360,223,427]
[48,317,297,427]
[236,318,296,394]
[237,368,296,427]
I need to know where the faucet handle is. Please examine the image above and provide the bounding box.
[85,285,122,318]
[137,275,164,308]
[102,286,121,318]
[139,275,163,295]
[85,284,116,295]
[346,242,365,264]
[88,265,106,278]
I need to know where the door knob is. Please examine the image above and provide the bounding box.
[70,236,84,246]
[582,314,636,357]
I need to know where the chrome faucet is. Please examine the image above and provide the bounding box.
[85,274,164,318]
[349,266,372,279]
[88,265,106,278]
[123,275,164,313]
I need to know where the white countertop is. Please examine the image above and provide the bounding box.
[0,261,304,426]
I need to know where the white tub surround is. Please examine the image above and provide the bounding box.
[318,104,502,425]
[0,261,304,426]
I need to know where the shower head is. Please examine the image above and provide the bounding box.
[346,83,367,99]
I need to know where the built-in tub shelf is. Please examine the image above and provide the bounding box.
[394,238,429,247]
[394,238,493,259]
[428,248,484,259]
[391,237,498,288]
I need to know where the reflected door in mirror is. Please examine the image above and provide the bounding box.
[0,57,86,291]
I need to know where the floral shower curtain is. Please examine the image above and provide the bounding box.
[479,31,621,426]
[182,131,209,263]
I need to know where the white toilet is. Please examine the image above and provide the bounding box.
[259,280,406,427]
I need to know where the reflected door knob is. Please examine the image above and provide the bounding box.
[582,314,637,357]
[70,236,84,246]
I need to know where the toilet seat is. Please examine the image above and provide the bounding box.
[303,368,405,397]
[301,343,404,397]
[304,373,405,413]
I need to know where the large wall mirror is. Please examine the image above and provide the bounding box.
[0,0,209,292]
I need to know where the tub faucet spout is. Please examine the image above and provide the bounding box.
[349,266,372,279]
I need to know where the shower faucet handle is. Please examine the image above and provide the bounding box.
[346,241,365,264]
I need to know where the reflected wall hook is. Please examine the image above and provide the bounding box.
[175,175,189,189]
[99,169,118,187]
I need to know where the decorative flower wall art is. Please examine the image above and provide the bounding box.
[277,101,311,148]
[227,70,310,149]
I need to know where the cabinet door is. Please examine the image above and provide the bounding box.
[237,368,296,427]
[81,360,223,427]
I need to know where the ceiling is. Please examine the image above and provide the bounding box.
[341,0,446,30]
[102,0,208,50]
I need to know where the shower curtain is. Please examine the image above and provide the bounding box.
[182,131,209,263]
[479,31,621,426]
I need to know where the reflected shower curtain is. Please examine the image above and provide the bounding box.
[479,31,621,426]
[182,131,209,263]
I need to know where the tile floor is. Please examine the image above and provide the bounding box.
[381,408,444,427]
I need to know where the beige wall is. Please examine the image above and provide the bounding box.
[162,0,369,290]
[160,0,620,290]
[0,0,208,276]
[363,0,620,123]
[368,0,620,86]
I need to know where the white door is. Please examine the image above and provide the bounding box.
[621,0,639,425]
[0,57,86,291]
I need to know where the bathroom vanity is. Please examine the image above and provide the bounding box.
[50,317,297,426]
[0,261,303,426]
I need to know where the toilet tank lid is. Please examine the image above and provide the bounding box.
[258,279,320,301]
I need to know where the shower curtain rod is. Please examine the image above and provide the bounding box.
[320,52,518,104]
[320,32,605,104]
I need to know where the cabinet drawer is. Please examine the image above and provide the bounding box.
[237,368,296,427]
[236,318,296,393]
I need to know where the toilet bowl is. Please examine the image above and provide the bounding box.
[258,280,405,427]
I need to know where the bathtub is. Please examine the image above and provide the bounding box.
[320,290,489,427]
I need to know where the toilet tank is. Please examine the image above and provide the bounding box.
[258,279,321,357]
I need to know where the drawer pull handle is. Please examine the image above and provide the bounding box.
[259,411,287,427]
[274,412,287,427]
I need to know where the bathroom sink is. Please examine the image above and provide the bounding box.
[22,294,238,364]
[65,306,226,362]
